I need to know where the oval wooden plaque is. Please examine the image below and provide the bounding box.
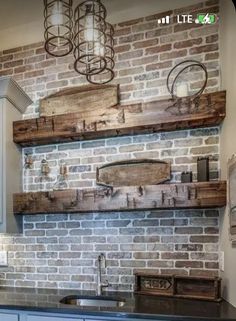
[96,159,170,187]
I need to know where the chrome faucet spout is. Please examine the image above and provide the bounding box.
[96,253,109,296]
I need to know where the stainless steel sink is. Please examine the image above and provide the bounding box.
[60,295,126,308]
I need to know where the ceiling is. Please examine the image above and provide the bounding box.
[0,0,202,51]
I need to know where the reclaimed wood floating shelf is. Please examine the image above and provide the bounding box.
[13,90,226,147]
[13,181,226,215]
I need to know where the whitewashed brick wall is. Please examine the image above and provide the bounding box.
[0,0,221,290]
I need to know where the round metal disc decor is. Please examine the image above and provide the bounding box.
[44,0,74,57]
[166,60,208,100]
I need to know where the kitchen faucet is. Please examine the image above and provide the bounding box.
[97,253,109,296]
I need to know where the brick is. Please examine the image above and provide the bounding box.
[119,144,144,153]
[119,33,144,44]
[133,39,159,49]
[190,145,218,155]
[191,253,218,260]
[175,138,203,147]
[205,262,219,269]
[146,26,172,39]
[175,261,203,268]
[190,44,218,55]
[119,67,144,77]
[161,148,188,157]
[160,49,188,61]
[175,244,203,251]
[134,252,159,259]
[24,70,44,79]
[162,252,189,260]
[175,227,203,234]
[133,219,159,227]
[121,260,146,268]
[0,69,13,76]
[145,44,172,55]
[114,27,131,37]
[134,71,159,81]
[148,261,174,268]
[160,32,188,44]
[190,218,218,226]
[4,59,23,68]
[0,54,13,63]
[3,46,22,55]
[46,80,68,89]
[69,165,91,173]
[118,50,143,61]
[115,44,131,53]
[190,235,218,243]
[206,34,218,43]
[146,59,172,72]
[81,156,105,164]
[147,227,173,235]
[133,236,160,243]
[147,141,173,149]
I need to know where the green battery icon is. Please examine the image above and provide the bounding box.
[196,13,217,24]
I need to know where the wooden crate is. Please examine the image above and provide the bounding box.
[135,273,222,302]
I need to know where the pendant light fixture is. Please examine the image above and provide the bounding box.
[86,22,115,84]
[43,0,115,84]
[74,0,107,76]
[44,0,74,57]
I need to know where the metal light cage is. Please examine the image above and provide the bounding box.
[44,0,73,57]
[74,0,108,76]
[86,22,115,84]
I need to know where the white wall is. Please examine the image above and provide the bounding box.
[219,0,236,307]
[0,0,201,51]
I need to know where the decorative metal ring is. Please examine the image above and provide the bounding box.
[166,60,208,99]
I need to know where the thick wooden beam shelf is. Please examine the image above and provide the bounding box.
[13,181,226,215]
[13,91,226,147]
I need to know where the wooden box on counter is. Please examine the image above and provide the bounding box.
[135,273,222,302]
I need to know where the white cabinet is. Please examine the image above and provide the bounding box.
[27,315,83,321]
[0,312,19,321]
[0,77,32,233]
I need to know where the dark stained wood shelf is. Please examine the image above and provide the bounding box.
[13,181,226,215]
[13,91,226,147]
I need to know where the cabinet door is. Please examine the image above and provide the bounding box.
[0,312,19,321]
[27,315,83,321]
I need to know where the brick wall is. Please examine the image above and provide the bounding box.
[0,0,221,290]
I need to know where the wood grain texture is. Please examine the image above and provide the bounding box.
[135,273,222,302]
[13,91,226,147]
[96,159,171,187]
[13,181,226,215]
[39,84,119,117]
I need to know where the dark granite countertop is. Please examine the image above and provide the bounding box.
[0,287,236,321]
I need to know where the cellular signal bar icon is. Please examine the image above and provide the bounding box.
[157,15,170,24]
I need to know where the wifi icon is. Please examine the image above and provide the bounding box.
[157,16,170,24]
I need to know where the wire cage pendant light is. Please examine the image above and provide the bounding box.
[74,0,107,76]
[86,22,115,84]
[44,0,74,57]
[44,0,115,84]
